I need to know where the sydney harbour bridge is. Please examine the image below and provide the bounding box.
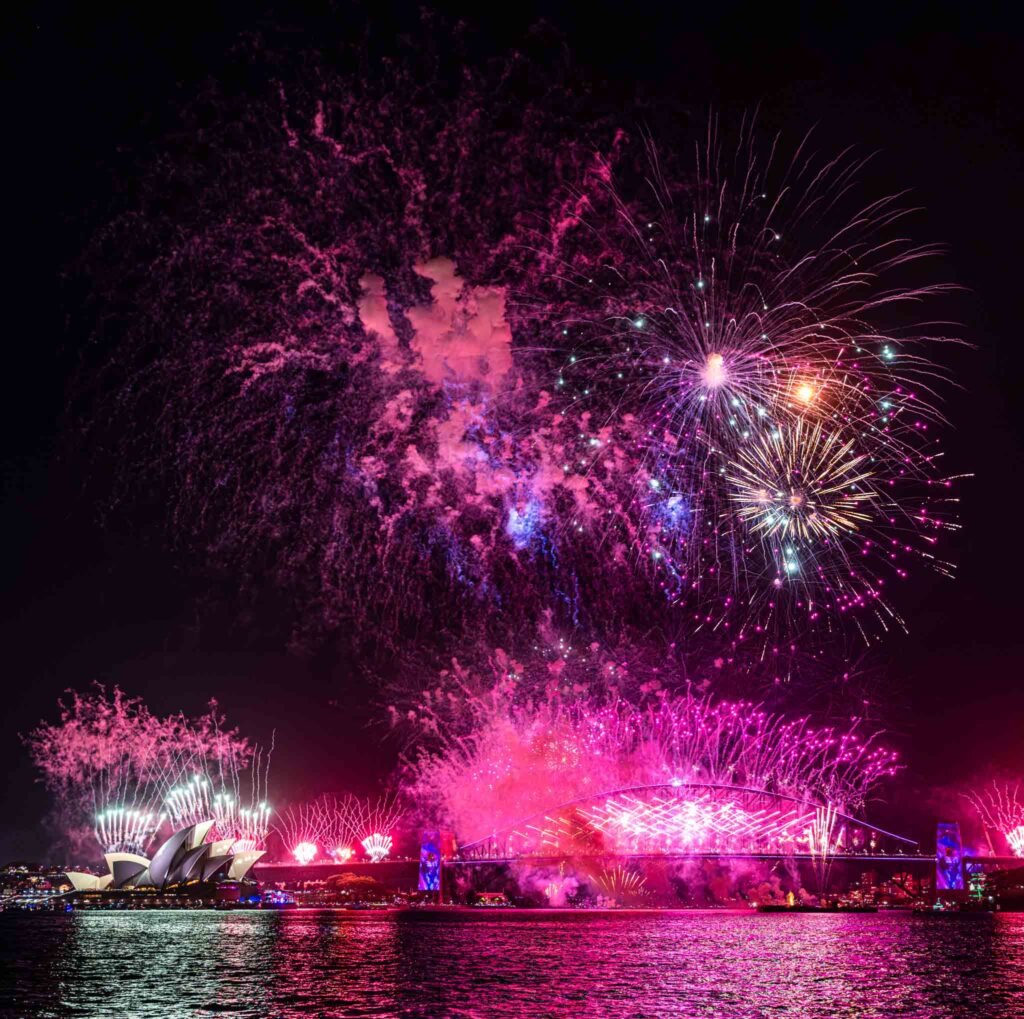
[254,782,1020,893]
[449,781,920,865]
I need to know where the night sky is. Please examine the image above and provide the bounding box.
[3,2,1023,861]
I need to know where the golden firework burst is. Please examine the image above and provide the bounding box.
[727,419,877,542]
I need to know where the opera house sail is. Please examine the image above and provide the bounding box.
[65,821,263,905]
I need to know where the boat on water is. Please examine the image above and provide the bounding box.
[262,890,298,910]
[913,901,995,915]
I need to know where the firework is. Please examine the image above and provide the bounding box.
[165,775,213,828]
[226,804,273,854]
[578,789,813,853]
[391,632,893,773]
[460,784,884,862]
[720,419,887,616]
[321,797,357,860]
[292,841,318,866]
[807,803,842,894]
[727,420,876,544]
[166,782,272,851]
[275,801,328,864]
[965,781,1024,857]
[552,129,963,644]
[361,833,393,864]
[295,794,358,859]
[595,863,647,901]
[95,807,165,856]
[79,31,965,658]
[24,686,252,857]
[274,792,402,863]
[212,796,273,853]
[77,33,650,656]
[208,740,274,850]
[164,736,273,849]
[344,794,404,850]
[403,671,898,850]
[1008,827,1024,858]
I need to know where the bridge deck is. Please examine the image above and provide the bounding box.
[450,853,938,865]
[254,854,1021,869]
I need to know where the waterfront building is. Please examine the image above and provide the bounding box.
[64,821,263,907]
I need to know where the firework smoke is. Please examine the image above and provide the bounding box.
[75,29,963,663]
[400,656,897,848]
[77,32,644,656]
[23,686,252,857]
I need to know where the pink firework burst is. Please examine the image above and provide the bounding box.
[77,27,966,662]
[401,668,898,848]
[273,792,403,864]
[24,686,253,858]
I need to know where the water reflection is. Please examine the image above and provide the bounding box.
[267,913,403,1016]
[2,910,1023,1018]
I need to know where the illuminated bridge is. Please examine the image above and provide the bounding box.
[454,783,922,863]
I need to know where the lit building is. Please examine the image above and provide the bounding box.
[65,821,263,906]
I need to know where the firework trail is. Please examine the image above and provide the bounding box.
[595,863,648,902]
[808,803,842,894]
[164,774,212,829]
[23,686,253,857]
[210,796,273,854]
[75,29,965,670]
[273,792,403,863]
[319,796,358,861]
[190,738,274,851]
[401,660,898,848]
[274,800,327,864]
[342,793,404,855]
[548,125,964,647]
[165,773,273,852]
[964,781,1024,857]
[291,794,362,861]
[152,719,272,849]
[94,807,164,857]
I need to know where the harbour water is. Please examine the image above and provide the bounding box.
[2,909,1023,1018]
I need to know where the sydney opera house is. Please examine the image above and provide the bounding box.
[65,821,263,905]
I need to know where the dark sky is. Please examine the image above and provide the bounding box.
[3,2,1023,860]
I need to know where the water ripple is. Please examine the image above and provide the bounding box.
[2,910,1022,1018]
